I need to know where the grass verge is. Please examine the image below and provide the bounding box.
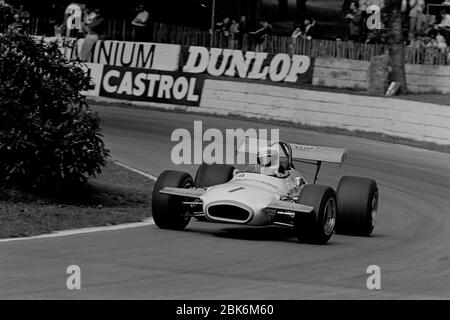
[0,161,154,239]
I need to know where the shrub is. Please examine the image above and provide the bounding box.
[0,33,109,190]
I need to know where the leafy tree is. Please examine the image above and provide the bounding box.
[0,33,109,190]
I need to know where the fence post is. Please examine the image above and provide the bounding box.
[122,20,126,41]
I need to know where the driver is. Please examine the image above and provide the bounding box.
[257,147,281,176]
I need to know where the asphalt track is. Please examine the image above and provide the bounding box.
[1,104,450,299]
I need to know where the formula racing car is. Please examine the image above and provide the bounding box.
[152,139,379,244]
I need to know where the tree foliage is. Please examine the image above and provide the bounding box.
[0,33,109,190]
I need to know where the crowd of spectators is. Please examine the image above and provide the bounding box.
[77,3,152,60]
[209,1,449,64]
[0,0,31,35]
[407,1,450,54]
[342,0,450,51]
[290,17,318,48]
[45,3,106,61]
[2,0,448,63]
[214,15,253,49]
[59,3,151,45]
[213,15,277,51]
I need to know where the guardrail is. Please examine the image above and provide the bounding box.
[29,18,449,65]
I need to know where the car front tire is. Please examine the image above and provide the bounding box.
[295,185,337,245]
[151,170,193,230]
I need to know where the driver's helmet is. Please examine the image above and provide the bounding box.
[257,147,280,176]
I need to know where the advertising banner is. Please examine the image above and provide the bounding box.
[72,40,181,71]
[98,65,204,106]
[34,37,180,71]
[180,46,314,84]
[80,63,104,97]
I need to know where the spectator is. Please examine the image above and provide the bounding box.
[81,7,96,35]
[238,15,248,34]
[303,16,318,39]
[438,9,450,27]
[45,3,62,36]
[229,20,240,49]
[436,31,448,52]
[84,7,96,25]
[345,1,363,42]
[132,4,150,42]
[216,17,231,34]
[290,25,302,55]
[237,15,248,49]
[8,13,23,34]
[415,3,428,35]
[215,17,231,47]
[408,1,425,41]
[437,9,450,44]
[291,25,302,40]
[252,20,273,52]
[0,0,12,34]
[18,4,30,34]
[80,9,105,62]
[365,25,384,44]
[409,34,424,49]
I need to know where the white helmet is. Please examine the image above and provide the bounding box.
[257,147,280,176]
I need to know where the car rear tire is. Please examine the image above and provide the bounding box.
[195,163,235,188]
[294,185,337,245]
[152,170,193,230]
[335,176,379,236]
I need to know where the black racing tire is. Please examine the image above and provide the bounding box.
[151,170,193,230]
[294,185,337,245]
[335,176,379,237]
[195,163,235,188]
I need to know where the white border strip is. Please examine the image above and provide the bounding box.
[0,162,158,243]
[114,161,158,181]
[0,219,155,243]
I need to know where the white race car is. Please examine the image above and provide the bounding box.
[152,139,378,244]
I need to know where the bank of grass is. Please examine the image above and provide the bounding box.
[0,161,154,239]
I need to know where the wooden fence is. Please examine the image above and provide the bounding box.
[29,18,449,66]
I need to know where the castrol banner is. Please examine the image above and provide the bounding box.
[98,65,204,106]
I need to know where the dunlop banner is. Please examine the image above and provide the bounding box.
[180,46,314,84]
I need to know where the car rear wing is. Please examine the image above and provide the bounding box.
[237,138,347,163]
[236,138,348,184]
[289,143,348,165]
